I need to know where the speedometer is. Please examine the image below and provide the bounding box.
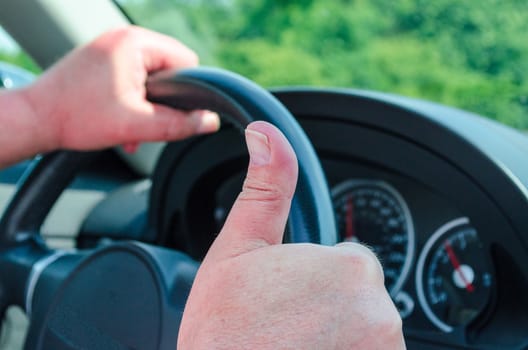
[332,180,415,295]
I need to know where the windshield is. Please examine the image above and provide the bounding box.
[100,2,528,129]
[0,26,40,75]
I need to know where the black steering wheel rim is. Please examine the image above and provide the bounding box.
[0,67,337,246]
[0,67,337,349]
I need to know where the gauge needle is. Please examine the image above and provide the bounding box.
[345,196,355,240]
[444,241,475,293]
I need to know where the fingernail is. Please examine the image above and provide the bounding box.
[192,111,221,134]
[245,128,270,166]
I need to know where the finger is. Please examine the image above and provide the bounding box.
[121,108,220,142]
[132,26,199,72]
[205,121,298,261]
[122,142,140,154]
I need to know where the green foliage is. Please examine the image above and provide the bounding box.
[84,1,528,128]
[218,39,326,87]
[120,1,218,64]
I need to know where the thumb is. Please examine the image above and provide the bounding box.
[205,121,298,262]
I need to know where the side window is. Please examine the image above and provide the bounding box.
[0,26,39,88]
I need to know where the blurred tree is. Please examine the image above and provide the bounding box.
[21,0,528,128]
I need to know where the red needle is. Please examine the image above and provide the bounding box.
[345,196,355,240]
[444,241,474,293]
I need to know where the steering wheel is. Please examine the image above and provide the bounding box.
[0,67,337,349]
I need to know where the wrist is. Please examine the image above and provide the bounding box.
[0,84,61,167]
[0,89,39,166]
[21,78,62,152]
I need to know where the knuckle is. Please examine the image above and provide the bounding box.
[353,290,403,346]
[93,26,138,52]
[334,243,384,283]
[186,50,199,66]
[377,310,402,334]
[237,194,282,215]
[370,307,403,342]
[107,26,138,41]
[369,289,403,334]
[236,184,289,217]
[240,177,292,203]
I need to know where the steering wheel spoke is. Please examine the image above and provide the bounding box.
[0,237,47,308]
[0,236,64,340]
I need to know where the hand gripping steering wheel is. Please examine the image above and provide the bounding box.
[0,67,337,349]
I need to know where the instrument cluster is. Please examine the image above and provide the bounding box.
[329,174,495,334]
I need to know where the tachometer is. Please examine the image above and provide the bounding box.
[416,217,493,332]
[332,180,414,296]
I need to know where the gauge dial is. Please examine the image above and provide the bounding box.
[416,217,493,332]
[332,180,414,295]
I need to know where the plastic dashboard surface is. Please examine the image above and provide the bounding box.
[84,89,528,349]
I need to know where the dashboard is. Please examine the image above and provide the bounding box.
[78,89,528,349]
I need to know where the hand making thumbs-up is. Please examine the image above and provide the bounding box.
[178,121,405,350]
